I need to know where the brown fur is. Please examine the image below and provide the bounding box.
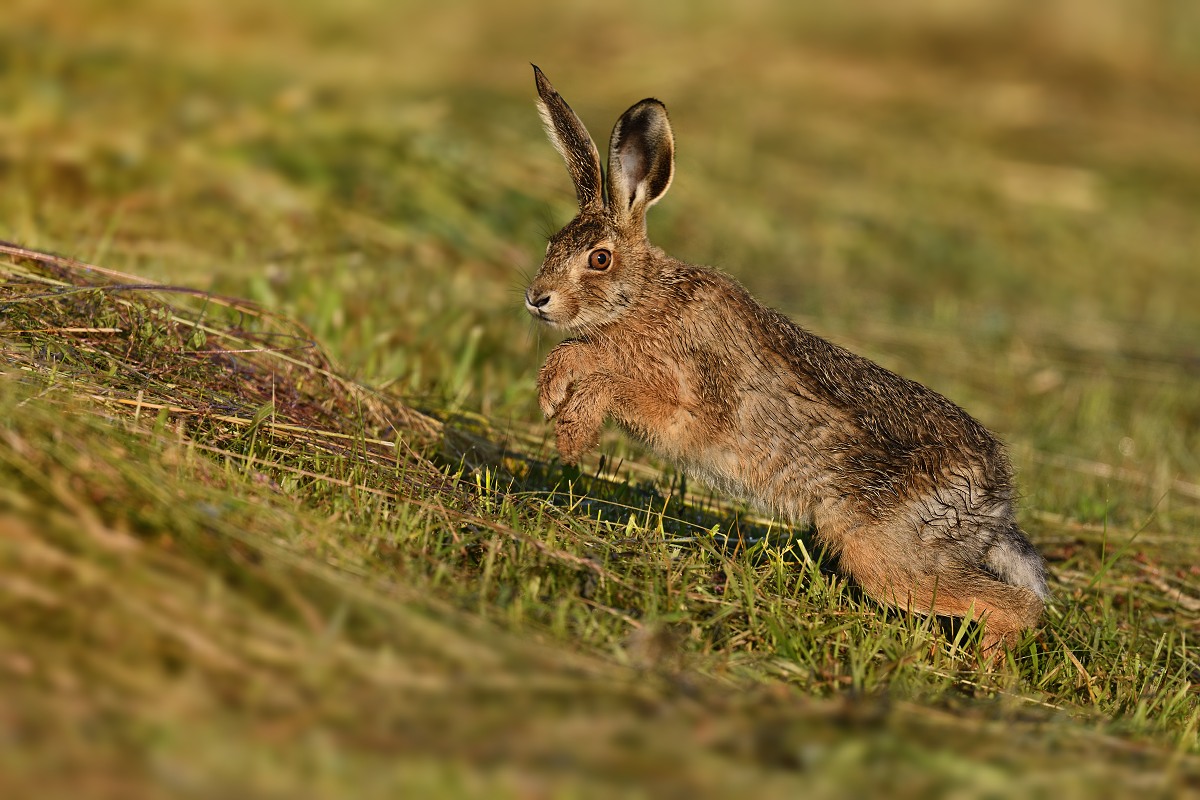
[525,66,1048,652]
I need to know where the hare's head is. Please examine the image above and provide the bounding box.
[524,66,675,333]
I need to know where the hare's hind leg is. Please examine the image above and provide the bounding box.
[837,533,1043,652]
[916,571,1043,652]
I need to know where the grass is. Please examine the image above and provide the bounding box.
[2,0,1200,796]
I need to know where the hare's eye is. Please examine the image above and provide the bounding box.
[587,248,612,271]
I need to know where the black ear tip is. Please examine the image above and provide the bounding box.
[638,98,669,116]
[532,65,554,93]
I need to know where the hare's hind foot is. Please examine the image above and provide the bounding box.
[837,535,1043,657]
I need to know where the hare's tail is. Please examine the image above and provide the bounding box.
[983,524,1049,600]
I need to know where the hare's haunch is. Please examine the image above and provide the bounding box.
[524,66,1047,650]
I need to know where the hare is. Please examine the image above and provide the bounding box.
[524,66,1048,651]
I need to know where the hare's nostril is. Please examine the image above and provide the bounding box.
[527,290,552,309]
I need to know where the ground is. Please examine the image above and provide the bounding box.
[1,1,1199,797]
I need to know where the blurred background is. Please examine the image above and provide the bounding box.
[4,1,1200,794]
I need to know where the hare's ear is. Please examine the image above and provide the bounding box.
[533,66,604,213]
[607,98,674,230]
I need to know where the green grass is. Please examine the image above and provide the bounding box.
[2,0,1199,796]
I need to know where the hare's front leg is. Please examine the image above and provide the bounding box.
[552,372,686,466]
[538,342,684,464]
[551,373,614,465]
[537,340,596,419]
[538,341,610,464]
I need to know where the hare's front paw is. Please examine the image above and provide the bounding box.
[537,341,594,418]
[554,414,603,466]
[549,373,611,465]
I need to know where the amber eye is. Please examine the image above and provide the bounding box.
[587,248,613,271]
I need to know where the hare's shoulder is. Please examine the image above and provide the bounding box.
[661,264,764,324]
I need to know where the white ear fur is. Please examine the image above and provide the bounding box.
[533,66,604,213]
[536,98,572,172]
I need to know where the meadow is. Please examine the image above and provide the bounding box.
[2,0,1199,796]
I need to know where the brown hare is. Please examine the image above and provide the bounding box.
[524,66,1047,651]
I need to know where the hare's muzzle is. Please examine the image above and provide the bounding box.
[525,287,553,320]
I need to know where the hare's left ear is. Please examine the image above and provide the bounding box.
[607,99,674,230]
[533,65,604,214]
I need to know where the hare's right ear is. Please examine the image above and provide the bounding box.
[533,66,604,213]
[607,98,674,231]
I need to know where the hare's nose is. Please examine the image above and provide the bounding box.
[526,289,552,309]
